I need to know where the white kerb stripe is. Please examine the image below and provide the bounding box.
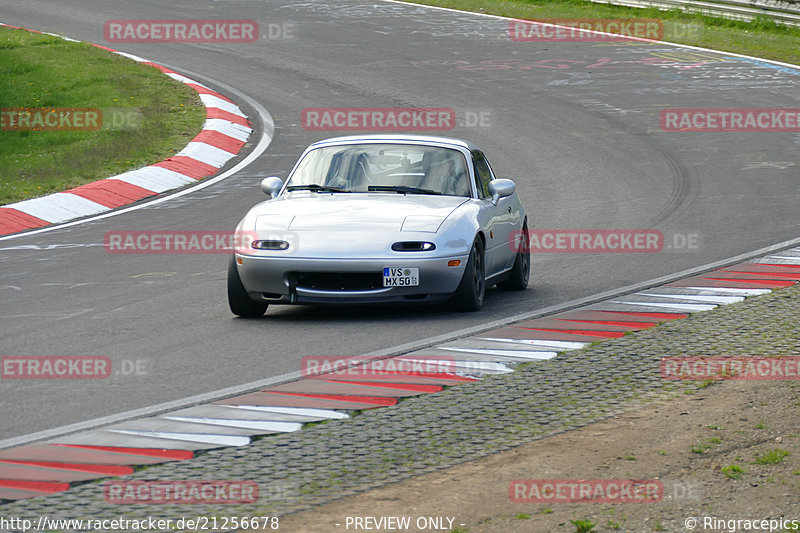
[165,72,209,88]
[111,51,147,62]
[8,193,108,223]
[176,142,236,167]
[638,293,745,304]
[108,166,195,192]
[44,32,79,42]
[161,416,302,433]
[396,358,515,373]
[479,337,588,350]
[438,346,557,360]
[106,429,249,447]
[200,94,246,116]
[611,301,718,312]
[761,255,800,263]
[683,287,772,296]
[227,406,349,419]
[202,119,252,141]
[448,361,514,373]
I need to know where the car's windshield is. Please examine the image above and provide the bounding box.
[285,143,472,197]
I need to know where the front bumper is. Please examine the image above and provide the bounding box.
[235,253,469,305]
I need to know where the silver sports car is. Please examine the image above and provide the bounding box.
[227,134,529,317]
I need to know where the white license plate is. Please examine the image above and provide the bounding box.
[383,267,419,287]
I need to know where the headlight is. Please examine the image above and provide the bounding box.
[252,240,290,250]
[392,241,436,252]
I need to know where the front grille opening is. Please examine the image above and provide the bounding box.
[292,272,383,291]
[403,294,428,300]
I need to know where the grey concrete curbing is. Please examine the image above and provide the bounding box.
[3,280,798,530]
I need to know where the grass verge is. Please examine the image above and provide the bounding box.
[0,26,205,205]
[400,0,800,66]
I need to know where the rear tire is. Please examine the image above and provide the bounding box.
[228,256,268,317]
[448,237,485,311]
[498,221,530,291]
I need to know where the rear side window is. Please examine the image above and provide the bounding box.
[472,150,494,199]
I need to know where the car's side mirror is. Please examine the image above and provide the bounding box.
[488,178,515,206]
[261,176,283,198]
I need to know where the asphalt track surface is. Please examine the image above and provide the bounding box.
[1,0,799,441]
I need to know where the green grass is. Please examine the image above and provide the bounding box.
[692,436,723,454]
[721,464,745,479]
[571,518,596,533]
[691,442,712,454]
[400,0,800,67]
[0,26,205,205]
[753,448,790,465]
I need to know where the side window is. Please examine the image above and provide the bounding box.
[472,151,494,199]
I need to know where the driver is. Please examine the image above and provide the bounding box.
[424,156,469,196]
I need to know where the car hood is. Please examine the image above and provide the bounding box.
[248,193,470,233]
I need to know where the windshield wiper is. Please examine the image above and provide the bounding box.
[286,184,350,193]
[367,185,441,195]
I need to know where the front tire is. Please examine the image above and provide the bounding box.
[448,237,485,311]
[228,256,268,317]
